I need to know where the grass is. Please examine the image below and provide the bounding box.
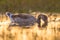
[0,0,60,13]
[0,12,60,40]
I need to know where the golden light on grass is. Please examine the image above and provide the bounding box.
[0,13,60,40]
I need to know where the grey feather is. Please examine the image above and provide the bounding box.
[6,12,36,27]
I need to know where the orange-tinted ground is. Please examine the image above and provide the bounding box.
[0,13,60,40]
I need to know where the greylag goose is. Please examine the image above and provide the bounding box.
[6,12,36,27]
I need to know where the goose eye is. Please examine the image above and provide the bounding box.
[6,13,10,16]
[8,13,10,16]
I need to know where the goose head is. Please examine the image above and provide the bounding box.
[6,12,13,17]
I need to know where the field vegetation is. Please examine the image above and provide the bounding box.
[0,12,60,40]
[0,0,60,13]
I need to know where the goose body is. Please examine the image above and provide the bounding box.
[6,12,36,27]
[6,12,48,28]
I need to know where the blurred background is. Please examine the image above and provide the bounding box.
[0,0,60,40]
[0,0,60,13]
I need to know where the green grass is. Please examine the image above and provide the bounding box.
[0,0,60,13]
